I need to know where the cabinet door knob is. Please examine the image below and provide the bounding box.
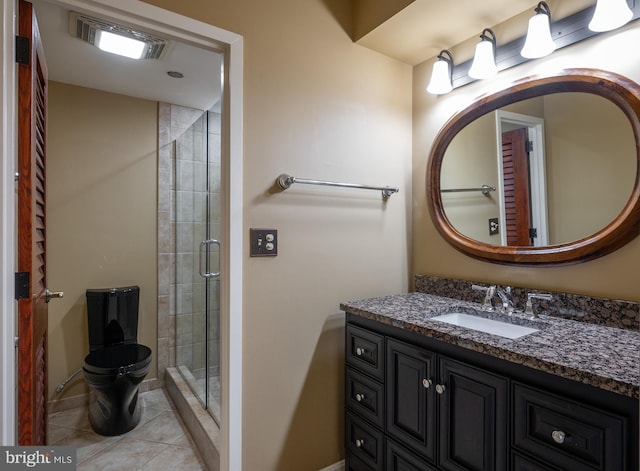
[422,378,432,389]
[551,430,566,444]
[355,439,365,448]
[435,384,446,394]
[355,393,365,402]
[355,347,366,356]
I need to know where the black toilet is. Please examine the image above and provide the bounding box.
[83,286,152,436]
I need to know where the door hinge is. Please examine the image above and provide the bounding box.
[15,272,29,300]
[525,140,534,153]
[529,227,538,239]
[15,35,30,65]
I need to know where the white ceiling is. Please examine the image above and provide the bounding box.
[33,0,223,110]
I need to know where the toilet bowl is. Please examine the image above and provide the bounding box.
[83,286,152,436]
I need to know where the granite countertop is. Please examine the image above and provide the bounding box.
[340,292,640,399]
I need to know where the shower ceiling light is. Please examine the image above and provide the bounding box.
[95,30,146,59]
[69,12,167,60]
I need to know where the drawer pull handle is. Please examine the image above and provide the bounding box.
[355,347,366,356]
[422,379,432,389]
[355,439,365,448]
[355,393,365,402]
[552,430,566,444]
[435,384,446,394]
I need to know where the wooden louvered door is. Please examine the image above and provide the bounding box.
[501,128,532,246]
[17,0,49,446]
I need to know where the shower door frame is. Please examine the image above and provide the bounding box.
[0,0,244,468]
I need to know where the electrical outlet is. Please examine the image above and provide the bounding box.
[489,218,499,236]
[250,228,278,256]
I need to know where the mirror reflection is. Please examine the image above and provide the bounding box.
[441,92,637,246]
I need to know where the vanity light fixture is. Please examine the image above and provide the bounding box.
[521,2,556,58]
[588,0,633,32]
[427,50,454,95]
[425,1,637,93]
[468,28,498,79]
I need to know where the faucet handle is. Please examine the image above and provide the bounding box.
[525,293,553,318]
[472,284,496,310]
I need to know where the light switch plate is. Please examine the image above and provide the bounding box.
[250,228,278,256]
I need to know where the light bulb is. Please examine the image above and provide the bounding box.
[521,4,556,59]
[427,51,453,94]
[469,39,497,79]
[588,0,633,32]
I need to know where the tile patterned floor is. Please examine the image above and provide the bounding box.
[48,389,207,470]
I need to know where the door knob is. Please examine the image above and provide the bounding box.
[45,289,64,303]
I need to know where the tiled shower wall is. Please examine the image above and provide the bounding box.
[158,103,221,382]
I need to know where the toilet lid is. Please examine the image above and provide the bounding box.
[84,344,152,375]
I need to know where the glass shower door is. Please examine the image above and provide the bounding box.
[174,106,222,425]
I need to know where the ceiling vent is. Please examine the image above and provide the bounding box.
[69,12,167,60]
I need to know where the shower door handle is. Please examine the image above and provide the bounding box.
[199,239,221,279]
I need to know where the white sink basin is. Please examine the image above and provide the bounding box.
[431,312,539,339]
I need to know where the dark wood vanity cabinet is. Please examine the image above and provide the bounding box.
[437,355,508,471]
[386,338,508,471]
[345,315,638,471]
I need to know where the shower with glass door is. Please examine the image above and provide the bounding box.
[173,104,222,424]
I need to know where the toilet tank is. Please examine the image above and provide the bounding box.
[86,286,140,351]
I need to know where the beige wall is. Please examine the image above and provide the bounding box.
[414,21,640,301]
[543,93,635,243]
[441,113,499,244]
[47,82,158,400]
[142,0,412,469]
[352,0,415,41]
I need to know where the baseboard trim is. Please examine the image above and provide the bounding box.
[319,460,345,471]
[47,393,88,413]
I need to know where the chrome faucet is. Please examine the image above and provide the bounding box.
[495,286,515,314]
[472,284,515,314]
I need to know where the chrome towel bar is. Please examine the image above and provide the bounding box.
[276,173,399,200]
[441,184,496,196]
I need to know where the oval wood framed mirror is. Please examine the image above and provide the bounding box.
[427,69,640,266]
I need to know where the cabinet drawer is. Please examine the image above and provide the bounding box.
[346,452,376,471]
[346,411,384,471]
[512,452,556,471]
[513,383,626,471]
[346,367,384,428]
[386,438,436,471]
[346,325,384,381]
